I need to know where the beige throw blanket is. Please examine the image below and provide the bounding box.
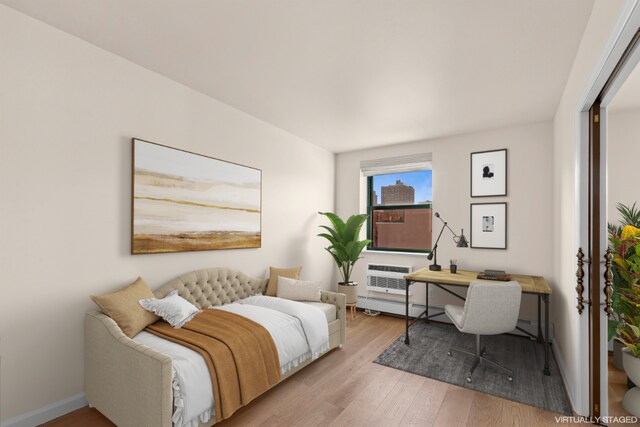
[146,309,281,421]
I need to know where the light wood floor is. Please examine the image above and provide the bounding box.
[42,312,576,427]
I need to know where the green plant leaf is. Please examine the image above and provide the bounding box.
[617,202,640,228]
[342,214,369,242]
[317,233,338,246]
[318,212,346,239]
[324,247,341,267]
[318,225,338,240]
[332,241,348,261]
[349,240,370,263]
[609,319,620,341]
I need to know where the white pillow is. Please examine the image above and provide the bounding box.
[139,290,200,328]
[276,276,322,302]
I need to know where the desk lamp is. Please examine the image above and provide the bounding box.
[427,212,468,271]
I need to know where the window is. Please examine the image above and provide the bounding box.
[361,154,433,253]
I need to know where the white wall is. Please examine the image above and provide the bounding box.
[607,108,640,225]
[0,5,335,422]
[551,0,626,414]
[335,122,553,320]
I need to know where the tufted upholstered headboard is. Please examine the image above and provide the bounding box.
[153,268,267,310]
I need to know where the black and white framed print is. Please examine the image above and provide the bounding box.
[470,203,507,249]
[470,149,507,197]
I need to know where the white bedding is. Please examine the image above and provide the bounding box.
[134,331,215,427]
[237,295,330,359]
[133,295,329,427]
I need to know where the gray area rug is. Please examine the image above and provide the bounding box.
[374,321,571,415]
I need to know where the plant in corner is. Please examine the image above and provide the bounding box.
[612,223,640,355]
[609,213,640,416]
[318,212,371,304]
[615,273,640,417]
[608,202,640,368]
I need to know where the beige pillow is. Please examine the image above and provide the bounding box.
[277,276,322,302]
[266,266,302,296]
[90,277,159,338]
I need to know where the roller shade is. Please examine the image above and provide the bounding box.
[360,153,432,177]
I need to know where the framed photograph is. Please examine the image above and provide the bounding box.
[470,203,507,249]
[470,149,507,197]
[132,138,261,254]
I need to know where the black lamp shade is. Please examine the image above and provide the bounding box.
[456,230,469,248]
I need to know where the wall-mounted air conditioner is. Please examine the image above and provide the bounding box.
[366,263,413,295]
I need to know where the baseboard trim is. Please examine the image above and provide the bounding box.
[1,393,86,427]
[552,339,580,415]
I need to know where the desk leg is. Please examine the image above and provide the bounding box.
[405,279,410,345]
[543,294,550,376]
[425,281,429,323]
[537,295,543,343]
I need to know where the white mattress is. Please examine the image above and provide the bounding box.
[300,301,336,322]
[133,296,328,427]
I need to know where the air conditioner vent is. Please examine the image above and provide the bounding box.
[367,264,411,274]
[366,263,413,295]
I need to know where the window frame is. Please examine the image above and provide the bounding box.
[366,175,433,254]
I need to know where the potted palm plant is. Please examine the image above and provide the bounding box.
[318,212,370,304]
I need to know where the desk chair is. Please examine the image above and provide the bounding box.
[445,280,522,383]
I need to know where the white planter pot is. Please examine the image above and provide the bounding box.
[337,282,358,304]
[622,348,640,417]
[614,340,625,370]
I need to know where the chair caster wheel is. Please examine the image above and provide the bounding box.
[508,376,513,382]
[447,351,452,356]
[466,376,472,383]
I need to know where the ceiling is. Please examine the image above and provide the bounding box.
[2,0,595,153]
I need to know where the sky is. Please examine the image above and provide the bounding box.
[373,170,432,204]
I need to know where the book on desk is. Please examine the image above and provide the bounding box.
[477,269,512,281]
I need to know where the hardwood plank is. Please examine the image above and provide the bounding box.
[466,389,563,427]
[432,385,475,427]
[275,324,404,421]
[216,376,309,427]
[282,316,403,394]
[399,377,450,427]
[260,414,292,427]
[323,362,382,408]
[293,315,404,387]
[286,400,343,427]
[38,406,114,427]
[365,371,426,427]
[328,365,405,426]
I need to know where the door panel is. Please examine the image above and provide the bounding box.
[589,101,602,419]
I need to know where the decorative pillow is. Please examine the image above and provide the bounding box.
[90,277,159,338]
[139,290,201,328]
[277,276,322,302]
[266,266,302,296]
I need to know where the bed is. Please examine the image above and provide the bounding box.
[85,268,346,427]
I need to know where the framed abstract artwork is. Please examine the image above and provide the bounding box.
[470,202,507,249]
[131,138,261,254]
[470,149,507,197]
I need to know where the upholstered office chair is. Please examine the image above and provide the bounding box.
[445,280,522,383]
